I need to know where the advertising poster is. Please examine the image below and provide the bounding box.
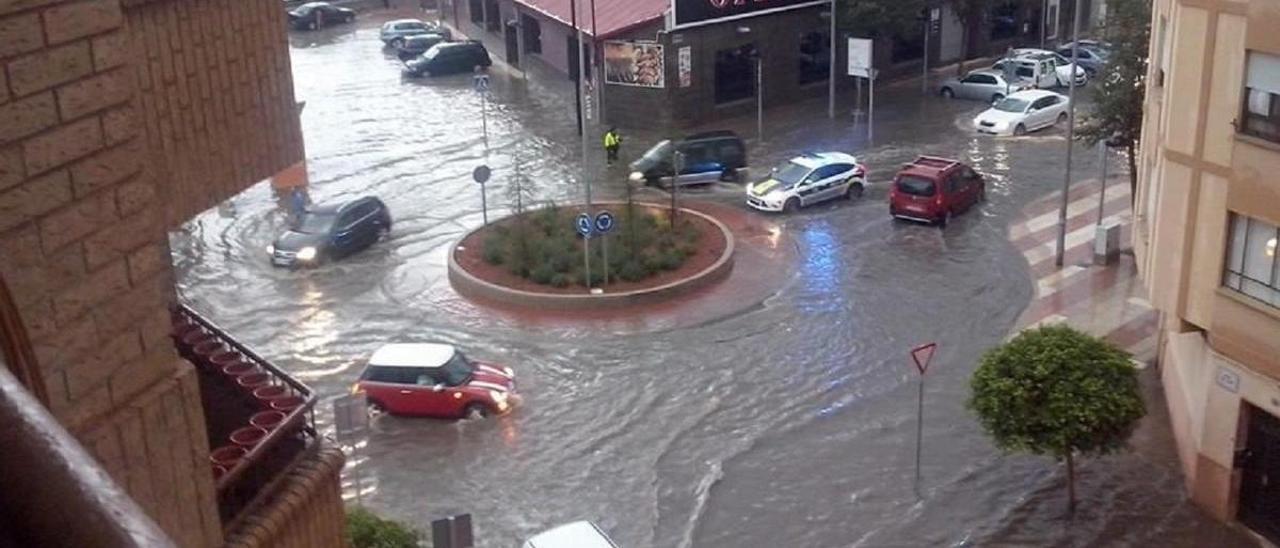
[678,46,692,88]
[604,41,665,88]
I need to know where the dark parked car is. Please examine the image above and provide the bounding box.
[628,130,748,187]
[268,197,391,267]
[396,33,449,61]
[402,41,491,77]
[288,2,355,31]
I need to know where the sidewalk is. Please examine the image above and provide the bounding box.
[1007,175,1157,363]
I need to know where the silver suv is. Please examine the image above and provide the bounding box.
[939,69,1030,104]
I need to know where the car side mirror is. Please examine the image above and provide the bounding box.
[431,384,445,393]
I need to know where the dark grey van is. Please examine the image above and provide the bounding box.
[628,130,748,187]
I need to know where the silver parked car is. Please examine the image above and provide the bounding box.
[939,69,1030,103]
[379,19,448,47]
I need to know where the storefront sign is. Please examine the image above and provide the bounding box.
[678,46,692,87]
[847,38,872,77]
[672,0,827,29]
[604,41,665,88]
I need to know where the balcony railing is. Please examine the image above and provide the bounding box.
[171,304,319,532]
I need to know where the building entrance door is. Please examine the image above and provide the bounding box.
[1240,404,1280,545]
[505,22,519,68]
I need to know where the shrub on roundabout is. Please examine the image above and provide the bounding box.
[482,203,702,288]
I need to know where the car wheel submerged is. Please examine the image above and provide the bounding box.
[463,403,490,420]
[308,19,318,30]
[391,38,404,48]
[844,182,864,200]
[991,94,1005,104]
[1014,124,1027,136]
[941,88,954,99]
[938,210,952,228]
[1057,112,1068,125]
[719,169,740,183]
[783,198,801,214]
[368,400,387,417]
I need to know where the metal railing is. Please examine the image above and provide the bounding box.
[172,304,319,531]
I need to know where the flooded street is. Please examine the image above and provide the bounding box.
[172,11,1250,547]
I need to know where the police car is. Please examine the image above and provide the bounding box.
[746,152,866,213]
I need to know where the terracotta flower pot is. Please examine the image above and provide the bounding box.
[249,410,287,430]
[209,445,247,468]
[211,464,228,480]
[236,372,271,392]
[220,361,257,377]
[209,350,243,370]
[252,385,288,408]
[229,426,269,448]
[269,396,305,413]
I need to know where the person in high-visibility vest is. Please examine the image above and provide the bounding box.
[603,127,622,165]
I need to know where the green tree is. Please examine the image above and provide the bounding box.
[1075,0,1151,200]
[841,0,926,40]
[967,325,1146,511]
[346,507,420,548]
[950,0,991,76]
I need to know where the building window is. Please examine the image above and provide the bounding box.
[989,1,1020,41]
[485,0,500,32]
[798,31,830,85]
[1224,213,1280,309]
[1044,0,1059,40]
[1242,52,1280,143]
[715,45,756,104]
[469,0,482,25]
[522,14,541,54]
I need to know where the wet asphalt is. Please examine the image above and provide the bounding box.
[170,10,1254,548]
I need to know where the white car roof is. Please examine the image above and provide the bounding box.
[369,343,456,368]
[523,522,618,548]
[1006,89,1065,101]
[789,152,858,169]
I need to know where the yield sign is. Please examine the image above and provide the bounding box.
[910,343,937,375]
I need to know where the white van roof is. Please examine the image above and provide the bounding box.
[523,521,618,548]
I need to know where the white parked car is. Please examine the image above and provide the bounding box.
[973,90,1071,136]
[523,521,618,548]
[745,152,866,213]
[1011,49,1089,87]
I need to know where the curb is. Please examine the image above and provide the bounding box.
[447,202,736,311]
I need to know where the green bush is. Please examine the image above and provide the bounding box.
[346,508,420,548]
[478,205,702,288]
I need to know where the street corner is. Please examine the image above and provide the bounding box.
[1008,178,1156,363]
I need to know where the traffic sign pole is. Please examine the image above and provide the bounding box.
[909,342,937,497]
[594,211,615,287]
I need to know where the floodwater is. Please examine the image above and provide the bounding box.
[171,10,1254,548]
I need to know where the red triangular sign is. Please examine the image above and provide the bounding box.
[911,343,937,375]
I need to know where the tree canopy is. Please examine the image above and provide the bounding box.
[841,0,926,39]
[968,325,1146,509]
[1076,0,1151,193]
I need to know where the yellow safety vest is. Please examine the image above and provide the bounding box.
[604,132,620,148]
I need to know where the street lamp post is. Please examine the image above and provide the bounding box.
[827,0,836,119]
[921,9,930,94]
[756,53,764,142]
[1054,0,1081,267]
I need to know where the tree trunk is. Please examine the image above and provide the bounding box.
[1126,141,1138,207]
[1066,451,1077,513]
[957,24,970,76]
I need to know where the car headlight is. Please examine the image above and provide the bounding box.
[266,244,275,255]
[629,172,644,182]
[489,390,508,403]
[502,366,514,377]
[296,247,317,261]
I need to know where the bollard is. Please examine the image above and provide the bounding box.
[1093,220,1121,266]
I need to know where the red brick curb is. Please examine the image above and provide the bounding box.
[447,202,736,310]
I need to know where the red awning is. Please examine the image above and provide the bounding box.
[516,0,667,39]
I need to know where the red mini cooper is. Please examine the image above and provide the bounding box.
[889,156,986,227]
[353,343,518,419]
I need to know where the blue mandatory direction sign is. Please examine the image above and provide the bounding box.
[575,213,594,237]
[473,74,490,93]
[594,211,615,234]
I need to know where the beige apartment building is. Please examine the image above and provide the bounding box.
[1135,0,1280,543]
[0,0,344,546]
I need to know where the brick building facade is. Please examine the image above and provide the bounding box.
[0,1,343,546]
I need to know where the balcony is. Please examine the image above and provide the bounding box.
[170,304,321,532]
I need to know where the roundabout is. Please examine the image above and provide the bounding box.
[448,202,736,310]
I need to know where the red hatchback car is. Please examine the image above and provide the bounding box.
[889,156,986,226]
[353,343,518,419]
